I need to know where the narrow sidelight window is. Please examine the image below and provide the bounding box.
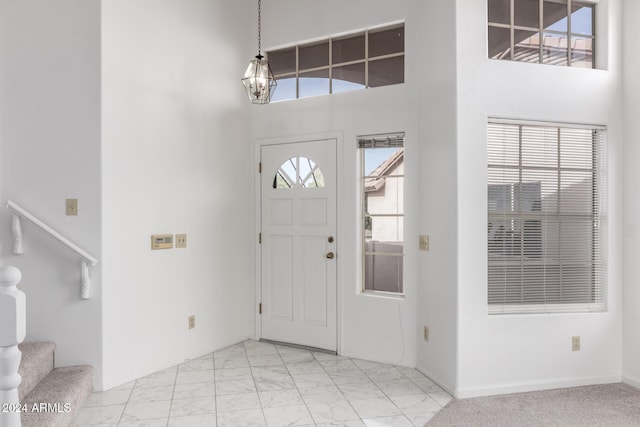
[359,133,405,294]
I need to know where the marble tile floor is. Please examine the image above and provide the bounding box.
[73,340,451,427]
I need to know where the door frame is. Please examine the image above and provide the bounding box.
[254,132,344,353]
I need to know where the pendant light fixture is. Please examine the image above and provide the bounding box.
[242,0,277,104]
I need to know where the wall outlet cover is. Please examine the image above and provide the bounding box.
[419,235,429,251]
[572,336,580,352]
[66,199,78,216]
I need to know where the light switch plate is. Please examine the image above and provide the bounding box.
[176,234,187,248]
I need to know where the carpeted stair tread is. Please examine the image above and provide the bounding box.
[21,365,93,427]
[18,342,56,401]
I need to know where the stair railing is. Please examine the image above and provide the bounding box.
[0,265,26,427]
[6,200,98,299]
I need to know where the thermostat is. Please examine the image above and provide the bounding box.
[151,234,173,250]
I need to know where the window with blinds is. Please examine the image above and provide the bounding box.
[359,133,405,294]
[487,120,605,314]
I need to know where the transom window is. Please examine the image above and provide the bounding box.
[359,133,405,294]
[487,120,605,314]
[488,0,595,68]
[267,23,404,102]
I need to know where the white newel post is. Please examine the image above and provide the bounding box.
[0,266,26,427]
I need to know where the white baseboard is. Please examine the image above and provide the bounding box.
[339,348,416,369]
[622,374,640,389]
[415,365,456,397]
[101,357,186,392]
[454,374,621,399]
[100,335,254,391]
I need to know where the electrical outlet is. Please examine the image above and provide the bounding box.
[572,336,580,351]
[66,199,78,216]
[176,234,187,248]
[424,326,430,341]
[188,315,195,329]
[419,235,429,251]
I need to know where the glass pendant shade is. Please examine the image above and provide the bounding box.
[242,55,277,104]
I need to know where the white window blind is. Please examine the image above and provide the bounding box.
[487,120,606,314]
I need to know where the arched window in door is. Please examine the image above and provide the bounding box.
[273,156,325,189]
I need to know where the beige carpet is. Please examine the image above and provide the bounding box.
[427,383,640,426]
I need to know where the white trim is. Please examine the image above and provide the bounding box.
[265,20,405,53]
[254,140,262,342]
[489,303,607,315]
[254,131,344,355]
[622,374,640,390]
[361,290,405,300]
[488,117,607,130]
[415,365,456,397]
[101,335,255,392]
[454,374,621,399]
[335,133,345,356]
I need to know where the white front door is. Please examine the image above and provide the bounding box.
[260,139,337,351]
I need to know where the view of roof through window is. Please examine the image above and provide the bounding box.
[488,0,594,68]
[266,23,405,102]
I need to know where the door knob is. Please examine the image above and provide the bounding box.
[326,252,335,259]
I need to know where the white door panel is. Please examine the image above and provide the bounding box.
[261,139,337,351]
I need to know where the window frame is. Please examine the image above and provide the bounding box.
[267,23,405,102]
[487,0,595,68]
[487,119,606,315]
[358,133,406,296]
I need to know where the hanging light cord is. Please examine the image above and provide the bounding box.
[257,0,262,58]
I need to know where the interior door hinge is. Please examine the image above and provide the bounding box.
[259,162,262,173]
[259,303,262,314]
[259,233,262,244]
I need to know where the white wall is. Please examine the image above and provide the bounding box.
[253,0,418,367]
[413,0,459,394]
[2,0,632,397]
[101,0,255,389]
[0,0,103,386]
[622,0,640,388]
[455,0,624,397]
